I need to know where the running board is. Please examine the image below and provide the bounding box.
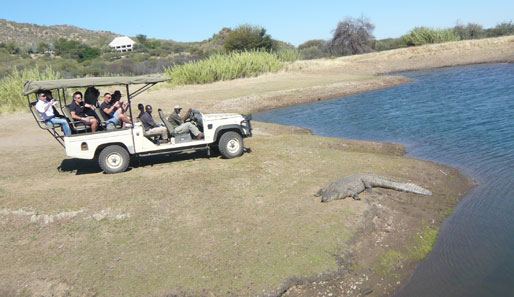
[137,145,210,157]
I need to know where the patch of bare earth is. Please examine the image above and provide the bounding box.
[1,36,511,296]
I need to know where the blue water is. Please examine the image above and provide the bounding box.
[254,64,514,297]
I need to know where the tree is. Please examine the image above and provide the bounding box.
[453,22,484,40]
[0,41,21,55]
[329,16,375,56]
[37,42,50,53]
[223,24,274,52]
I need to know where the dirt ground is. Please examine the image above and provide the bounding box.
[1,36,512,296]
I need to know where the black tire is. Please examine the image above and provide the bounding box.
[218,131,244,159]
[98,145,130,174]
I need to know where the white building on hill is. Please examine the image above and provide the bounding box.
[109,36,136,52]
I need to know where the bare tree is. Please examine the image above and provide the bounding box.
[329,16,375,56]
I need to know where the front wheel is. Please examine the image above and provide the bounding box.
[98,145,130,174]
[218,131,243,159]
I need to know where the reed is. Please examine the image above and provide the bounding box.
[402,27,460,46]
[0,66,61,113]
[276,49,303,62]
[165,50,284,85]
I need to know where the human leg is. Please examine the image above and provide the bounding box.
[48,117,71,136]
[87,116,99,132]
[147,127,168,140]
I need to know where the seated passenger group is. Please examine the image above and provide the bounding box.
[36,88,203,143]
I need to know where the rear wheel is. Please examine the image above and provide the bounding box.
[218,131,243,159]
[98,145,130,174]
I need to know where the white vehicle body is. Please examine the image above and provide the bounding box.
[64,112,252,160]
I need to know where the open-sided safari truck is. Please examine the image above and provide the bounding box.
[24,75,252,174]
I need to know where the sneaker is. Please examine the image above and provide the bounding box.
[195,132,204,140]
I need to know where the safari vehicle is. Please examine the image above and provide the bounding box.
[24,75,252,174]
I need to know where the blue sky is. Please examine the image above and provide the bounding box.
[2,0,513,46]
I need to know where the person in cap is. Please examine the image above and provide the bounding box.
[35,91,71,136]
[168,105,204,139]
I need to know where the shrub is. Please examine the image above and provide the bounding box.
[223,24,275,52]
[165,50,283,85]
[401,27,460,46]
[300,46,326,60]
[485,21,514,37]
[375,38,408,51]
[0,66,61,113]
[452,22,484,40]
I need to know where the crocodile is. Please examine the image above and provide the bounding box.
[315,174,432,202]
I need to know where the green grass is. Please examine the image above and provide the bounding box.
[0,66,61,113]
[165,50,284,86]
[408,226,439,261]
[402,27,460,46]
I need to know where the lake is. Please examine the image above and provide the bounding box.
[254,63,514,297]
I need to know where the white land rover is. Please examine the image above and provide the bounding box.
[24,75,252,174]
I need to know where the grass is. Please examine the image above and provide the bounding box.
[165,50,284,86]
[402,27,460,46]
[374,225,439,279]
[0,66,61,113]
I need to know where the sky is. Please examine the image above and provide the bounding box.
[2,0,513,46]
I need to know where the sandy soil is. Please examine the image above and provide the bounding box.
[1,36,512,296]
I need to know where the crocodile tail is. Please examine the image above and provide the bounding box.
[380,181,432,196]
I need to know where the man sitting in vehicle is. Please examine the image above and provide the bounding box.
[168,105,204,139]
[68,91,99,132]
[35,91,71,136]
[137,104,168,143]
[100,92,131,128]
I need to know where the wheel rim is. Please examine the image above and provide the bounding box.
[106,152,123,169]
[227,138,241,154]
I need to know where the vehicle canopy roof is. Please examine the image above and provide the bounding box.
[23,75,169,96]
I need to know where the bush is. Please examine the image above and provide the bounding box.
[375,38,408,51]
[223,24,275,52]
[165,50,283,85]
[401,27,460,46]
[452,22,484,40]
[485,21,514,37]
[0,66,61,113]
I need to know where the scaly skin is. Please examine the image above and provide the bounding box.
[315,174,432,202]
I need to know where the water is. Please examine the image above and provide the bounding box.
[254,64,514,297]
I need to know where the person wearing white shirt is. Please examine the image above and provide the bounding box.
[35,91,71,136]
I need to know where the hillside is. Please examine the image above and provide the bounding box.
[0,19,119,48]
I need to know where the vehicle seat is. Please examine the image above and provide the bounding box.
[63,105,89,133]
[94,108,120,130]
[30,102,63,131]
[158,108,177,137]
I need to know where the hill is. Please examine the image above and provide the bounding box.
[0,19,119,48]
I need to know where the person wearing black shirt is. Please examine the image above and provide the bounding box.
[100,93,131,128]
[68,91,99,132]
[137,104,168,142]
